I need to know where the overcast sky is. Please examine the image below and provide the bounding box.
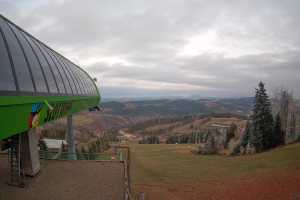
[1,0,299,99]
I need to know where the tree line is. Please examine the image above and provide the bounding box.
[139,135,160,144]
[240,82,298,153]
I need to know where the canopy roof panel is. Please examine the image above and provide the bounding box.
[0,15,99,97]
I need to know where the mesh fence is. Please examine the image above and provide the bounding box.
[39,150,123,161]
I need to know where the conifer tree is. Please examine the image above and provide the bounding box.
[252,82,273,152]
[241,121,252,148]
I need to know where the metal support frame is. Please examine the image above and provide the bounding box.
[67,115,76,160]
[7,134,25,187]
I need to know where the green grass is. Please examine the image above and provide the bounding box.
[130,143,300,185]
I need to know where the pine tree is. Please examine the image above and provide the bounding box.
[252,81,273,152]
[272,113,284,147]
[241,121,252,148]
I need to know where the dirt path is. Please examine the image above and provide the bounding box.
[0,157,125,200]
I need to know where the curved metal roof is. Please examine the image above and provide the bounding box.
[0,14,98,97]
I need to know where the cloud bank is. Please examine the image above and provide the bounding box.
[1,0,299,98]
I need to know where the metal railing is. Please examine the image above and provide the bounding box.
[39,150,123,161]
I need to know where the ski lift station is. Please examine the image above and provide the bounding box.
[0,14,100,186]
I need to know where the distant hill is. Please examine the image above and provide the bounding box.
[40,97,299,144]
[101,97,254,120]
[125,115,248,142]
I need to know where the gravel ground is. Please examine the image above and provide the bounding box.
[0,156,125,200]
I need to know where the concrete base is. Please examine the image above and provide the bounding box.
[21,131,40,176]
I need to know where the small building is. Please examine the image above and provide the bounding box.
[42,138,67,151]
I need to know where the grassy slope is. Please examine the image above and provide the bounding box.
[130,143,300,186]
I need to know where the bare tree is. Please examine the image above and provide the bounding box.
[273,89,297,144]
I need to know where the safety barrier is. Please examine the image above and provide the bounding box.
[39,150,123,161]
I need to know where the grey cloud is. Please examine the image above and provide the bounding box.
[89,50,300,97]
[1,0,300,98]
